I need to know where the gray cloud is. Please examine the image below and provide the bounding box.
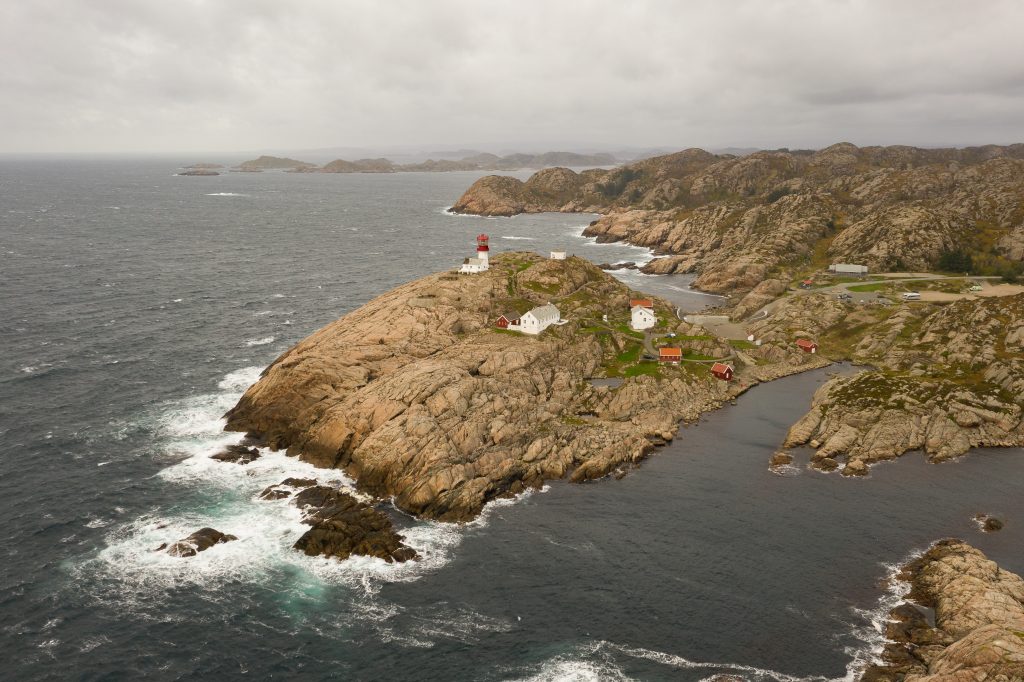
[2,0,1023,154]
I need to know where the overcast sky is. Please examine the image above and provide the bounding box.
[2,0,1023,155]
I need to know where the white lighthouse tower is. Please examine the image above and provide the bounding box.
[458,233,490,274]
[476,233,489,269]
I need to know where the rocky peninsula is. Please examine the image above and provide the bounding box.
[862,540,1024,682]
[222,253,824,522]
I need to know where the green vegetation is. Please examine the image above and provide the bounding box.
[624,362,662,378]
[937,250,974,273]
[847,282,890,292]
[728,339,756,350]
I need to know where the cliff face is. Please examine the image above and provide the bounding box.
[862,540,1024,682]
[778,295,1024,474]
[450,143,1024,293]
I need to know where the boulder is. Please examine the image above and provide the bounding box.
[211,443,261,464]
[292,486,418,563]
[166,527,237,557]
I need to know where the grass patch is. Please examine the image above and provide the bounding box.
[728,339,756,349]
[624,362,662,378]
[848,282,891,292]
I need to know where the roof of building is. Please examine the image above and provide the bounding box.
[796,338,817,348]
[659,347,682,357]
[629,298,654,308]
[711,362,733,373]
[524,304,560,323]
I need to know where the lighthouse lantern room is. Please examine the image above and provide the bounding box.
[458,233,490,274]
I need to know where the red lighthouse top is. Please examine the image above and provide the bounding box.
[476,233,489,252]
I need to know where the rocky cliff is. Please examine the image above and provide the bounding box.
[862,540,1024,682]
[778,294,1024,474]
[450,144,1024,293]
[223,253,821,521]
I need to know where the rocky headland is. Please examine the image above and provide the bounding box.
[222,253,823,522]
[862,540,1024,682]
[776,294,1024,475]
[450,143,1024,294]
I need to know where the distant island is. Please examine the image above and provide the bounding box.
[219,151,620,175]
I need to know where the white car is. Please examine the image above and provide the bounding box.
[902,292,921,301]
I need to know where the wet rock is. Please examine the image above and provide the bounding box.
[211,444,261,464]
[259,477,318,500]
[166,527,237,557]
[973,513,1004,532]
[843,459,869,476]
[769,451,793,467]
[292,486,418,563]
[861,540,1024,681]
[813,456,839,471]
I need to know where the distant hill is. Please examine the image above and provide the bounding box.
[237,155,317,171]
[277,151,623,174]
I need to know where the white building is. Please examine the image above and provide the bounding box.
[829,263,868,275]
[458,234,490,274]
[459,257,487,274]
[517,304,560,335]
[550,250,566,260]
[630,305,656,330]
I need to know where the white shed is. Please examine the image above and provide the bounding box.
[519,304,560,335]
[630,305,656,331]
[550,251,567,260]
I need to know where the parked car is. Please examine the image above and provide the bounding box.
[968,284,983,292]
[902,292,921,301]
[836,293,853,301]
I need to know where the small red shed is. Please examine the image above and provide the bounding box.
[796,339,818,353]
[659,347,682,363]
[629,298,654,309]
[711,362,734,381]
[495,313,520,329]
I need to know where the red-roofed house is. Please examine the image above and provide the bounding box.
[711,362,734,380]
[659,347,682,363]
[796,339,818,353]
[629,298,654,309]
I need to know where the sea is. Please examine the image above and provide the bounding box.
[2,158,1022,681]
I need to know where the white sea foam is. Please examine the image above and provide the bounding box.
[205,192,248,197]
[605,641,830,682]
[510,658,631,682]
[87,364,545,599]
[245,336,276,346]
[501,235,537,241]
[839,553,920,682]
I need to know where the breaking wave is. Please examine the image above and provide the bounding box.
[81,364,546,603]
[205,192,248,197]
[245,336,276,346]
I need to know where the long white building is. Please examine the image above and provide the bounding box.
[517,304,560,335]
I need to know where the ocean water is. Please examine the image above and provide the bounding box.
[1,158,1022,681]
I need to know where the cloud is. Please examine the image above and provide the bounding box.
[1,0,1023,153]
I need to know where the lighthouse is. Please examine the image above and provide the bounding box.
[458,233,490,274]
[476,233,489,269]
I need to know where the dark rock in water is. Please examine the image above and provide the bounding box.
[178,169,220,176]
[769,451,793,467]
[259,477,318,500]
[813,456,839,471]
[211,444,261,464]
[974,513,1004,532]
[166,527,237,557]
[292,486,417,563]
[597,261,638,271]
